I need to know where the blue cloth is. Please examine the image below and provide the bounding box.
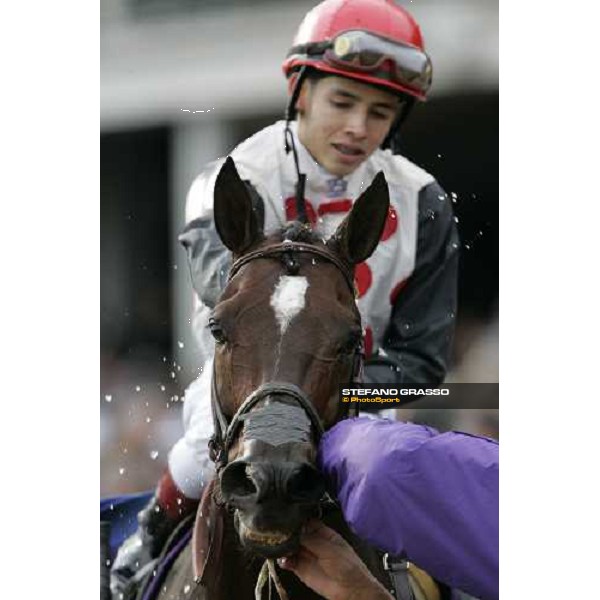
[318,418,498,600]
[100,492,153,560]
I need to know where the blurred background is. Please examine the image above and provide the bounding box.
[101,0,498,496]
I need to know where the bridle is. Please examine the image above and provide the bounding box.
[197,240,413,600]
[208,240,364,472]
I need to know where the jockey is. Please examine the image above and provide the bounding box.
[110,1,459,597]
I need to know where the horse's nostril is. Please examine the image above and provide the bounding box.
[286,464,325,504]
[220,460,257,499]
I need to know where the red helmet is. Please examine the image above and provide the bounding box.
[283,0,432,101]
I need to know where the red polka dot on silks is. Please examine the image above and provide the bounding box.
[380,206,399,241]
[363,327,373,358]
[284,197,317,225]
[389,279,408,305]
[354,262,373,298]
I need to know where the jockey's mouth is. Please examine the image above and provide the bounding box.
[332,143,365,157]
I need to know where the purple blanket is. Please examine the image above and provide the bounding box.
[318,417,498,600]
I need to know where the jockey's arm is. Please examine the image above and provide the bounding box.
[363,181,459,385]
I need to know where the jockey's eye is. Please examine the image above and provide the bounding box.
[208,317,228,344]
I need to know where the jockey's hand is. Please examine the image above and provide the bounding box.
[277,520,393,600]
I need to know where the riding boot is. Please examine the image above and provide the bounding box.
[110,469,200,600]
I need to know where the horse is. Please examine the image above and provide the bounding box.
[137,156,411,600]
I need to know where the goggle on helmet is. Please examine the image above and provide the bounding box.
[282,0,433,101]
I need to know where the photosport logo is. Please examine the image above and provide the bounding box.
[338,384,499,409]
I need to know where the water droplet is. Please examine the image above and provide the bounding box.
[119,468,125,475]
[146,416,152,423]
[104,395,112,402]
[437,194,446,202]
[177,498,183,505]
[437,153,443,158]
[451,243,459,249]
[135,385,141,392]
[465,243,471,250]
[178,341,185,349]
[177,365,182,371]
[454,216,459,223]
[173,395,179,402]
[105,559,111,566]
[173,264,178,270]
[160,385,166,392]
[184,585,191,594]
[170,371,176,379]
[150,450,159,460]
[162,356,167,362]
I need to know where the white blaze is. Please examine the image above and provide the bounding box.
[270,275,309,335]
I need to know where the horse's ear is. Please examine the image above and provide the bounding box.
[213,156,263,254]
[327,171,390,264]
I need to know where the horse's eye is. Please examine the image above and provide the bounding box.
[339,330,362,355]
[208,317,228,344]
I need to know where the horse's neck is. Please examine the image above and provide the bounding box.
[207,513,263,600]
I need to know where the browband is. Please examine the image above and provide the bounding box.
[229,241,356,296]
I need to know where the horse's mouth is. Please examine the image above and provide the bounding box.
[238,518,300,558]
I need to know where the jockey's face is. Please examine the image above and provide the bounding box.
[296,75,400,177]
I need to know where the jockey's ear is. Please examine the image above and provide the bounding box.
[213,156,264,255]
[327,171,390,265]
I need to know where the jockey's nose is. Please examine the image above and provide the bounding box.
[344,108,368,140]
[220,459,325,506]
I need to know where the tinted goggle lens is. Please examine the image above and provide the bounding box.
[325,31,432,93]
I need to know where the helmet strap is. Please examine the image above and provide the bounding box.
[284,66,309,224]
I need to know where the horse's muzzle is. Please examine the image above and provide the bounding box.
[220,457,325,557]
[220,459,325,508]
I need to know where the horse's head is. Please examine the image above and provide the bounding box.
[209,157,389,558]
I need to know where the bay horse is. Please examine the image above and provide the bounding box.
[140,156,398,600]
